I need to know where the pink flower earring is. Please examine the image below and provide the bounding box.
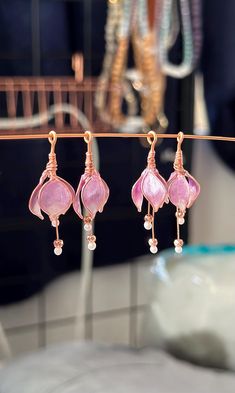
[73,131,110,251]
[29,131,75,255]
[131,131,168,254]
[167,131,200,253]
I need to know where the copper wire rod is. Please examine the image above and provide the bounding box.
[0,132,234,142]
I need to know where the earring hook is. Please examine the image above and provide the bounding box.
[84,131,93,154]
[177,131,184,147]
[174,131,184,172]
[48,130,57,154]
[147,131,158,148]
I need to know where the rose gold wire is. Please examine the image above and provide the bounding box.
[151,209,155,241]
[147,202,150,216]
[174,131,184,173]
[176,207,180,241]
[47,130,58,178]
[147,131,157,169]
[0,132,235,142]
[84,131,94,176]
[55,220,60,241]
[146,132,158,242]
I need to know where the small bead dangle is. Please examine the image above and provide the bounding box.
[144,213,153,230]
[83,216,92,232]
[131,131,168,254]
[29,131,75,255]
[54,239,64,256]
[73,131,110,251]
[167,132,200,253]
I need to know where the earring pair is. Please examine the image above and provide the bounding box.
[131,131,200,254]
[29,131,109,255]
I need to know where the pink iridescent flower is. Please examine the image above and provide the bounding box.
[73,169,109,220]
[29,131,75,255]
[168,131,200,254]
[29,174,75,225]
[167,171,200,211]
[73,131,110,251]
[131,131,168,254]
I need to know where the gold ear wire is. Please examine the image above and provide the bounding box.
[48,130,57,153]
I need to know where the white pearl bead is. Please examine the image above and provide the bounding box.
[52,220,59,228]
[150,246,158,254]
[54,247,62,256]
[178,217,185,225]
[144,221,152,230]
[175,246,182,254]
[148,239,153,246]
[84,223,92,232]
[88,242,96,251]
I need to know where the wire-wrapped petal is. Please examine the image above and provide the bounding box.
[131,170,145,212]
[39,178,74,219]
[167,172,190,210]
[187,173,201,208]
[81,172,108,218]
[29,182,45,220]
[142,169,168,212]
[73,174,87,219]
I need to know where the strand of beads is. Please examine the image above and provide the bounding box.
[148,210,158,254]
[95,0,121,123]
[109,0,134,125]
[174,207,184,253]
[144,203,158,254]
[158,0,194,78]
[191,0,202,67]
[132,0,166,127]
[83,216,97,250]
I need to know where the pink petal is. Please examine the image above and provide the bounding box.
[39,178,73,219]
[142,169,167,212]
[154,169,169,204]
[73,174,87,219]
[187,174,200,208]
[81,174,106,218]
[168,173,190,210]
[57,176,75,200]
[98,178,110,213]
[131,173,144,212]
[168,171,177,183]
[29,182,44,220]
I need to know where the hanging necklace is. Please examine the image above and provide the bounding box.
[158,0,194,78]
[132,0,167,127]
[95,0,137,125]
[109,0,134,126]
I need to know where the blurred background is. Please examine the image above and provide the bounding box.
[0,1,235,389]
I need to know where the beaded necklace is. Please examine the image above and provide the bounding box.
[158,0,202,78]
[132,0,167,127]
[159,0,193,78]
[109,0,134,126]
[95,0,137,125]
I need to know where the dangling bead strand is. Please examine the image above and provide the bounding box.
[144,214,153,230]
[83,215,92,232]
[84,216,97,251]
[53,220,64,255]
[144,202,153,230]
[174,207,184,253]
[87,234,96,251]
[175,208,185,225]
[149,210,158,254]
